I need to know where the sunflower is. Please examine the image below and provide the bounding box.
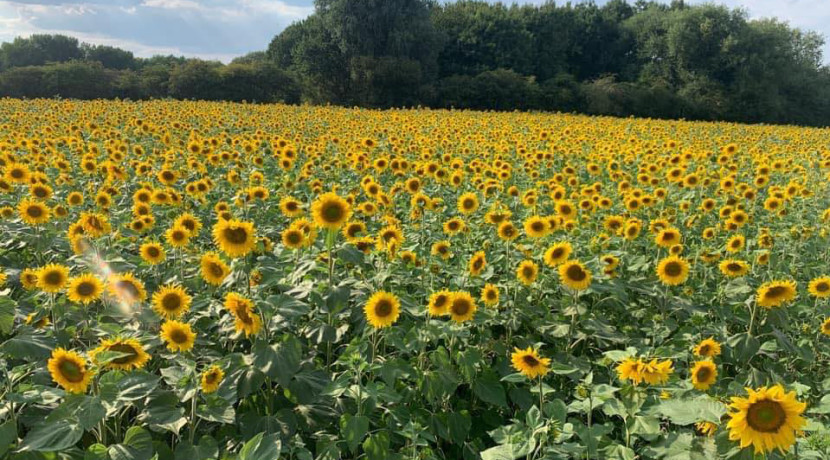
[695,421,718,437]
[174,213,203,237]
[160,320,196,352]
[5,162,31,183]
[66,273,103,304]
[79,212,111,238]
[497,221,519,241]
[559,260,592,291]
[200,252,229,286]
[37,264,70,293]
[427,290,451,317]
[481,283,499,307]
[719,259,749,278]
[640,359,674,385]
[821,317,830,336]
[21,268,39,290]
[342,221,367,241]
[201,365,224,393]
[108,272,147,305]
[543,242,572,267]
[511,347,551,379]
[655,227,682,248]
[282,227,305,249]
[448,291,476,323]
[693,338,722,357]
[48,348,93,394]
[656,255,690,286]
[756,280,797,308]
[443,217,466,235]
[468,251,486,276]
[364,291,400,328]
[89,337,150,371]
[616,358,644,384]
[516,260,539,286]
[279,196,304,217]
[165,225,191,249]
[726,385,806,454]
[213,219,256,258]
[431,240,452,260]
[311,192,352,230]
[726,235,745,253]
[808,276,830,298]
[690,360,717,391]
[624,220,642,240]
[18,198,51,225]
[457,192,479,215]
[140,242,166,265]
[523,215,549,238]
[224,292,262,337]
[152,284,192,319]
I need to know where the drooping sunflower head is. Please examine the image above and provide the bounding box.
[37,263,70,293]
[90,337,150,371]
[448,291,476,323]
[311,192,352,230]
[67,273,103,304]
[511,347,551,379]
[656,255,690,286]
[726,385,806,454]
[160,320,196,352]
[152,284,192,319]
[430,240,452,260]
[821,318,830,336]
[48,348,93,394]
[559,260,592,291]
[690,360,718,391]
[364,291,400,329]
[213,219,256,258]
[756,280,797,308]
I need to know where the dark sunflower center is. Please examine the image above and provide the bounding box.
[566,265,586,281]
[27,206,43,218]
[147,247,160,257]
[486,290,496,300]
[322,203,344,222]
[816,282,829,292]
[765,286,788,300]
[162,293,182,311]
[531,222,544,232]
[170,329,189,343]
[522,267,534,277]
[76,281,96,296]
[462,199,475,209]
[286,231,302,245]
[552,248,564,259]
[522,355,539,367]
[374,300,393,317]
[209,262,225,277]
[236,305,253,323]
[116,280,140,298]
[434,295,448,308]
[182,220,195,231]
[109,343,139,364]
[699,345,711,355]
[205,372,219,384]
[727,263,741,272]
[58,358,84,382]
[452,299,470,316]
[695,366,712,381]
[34,187,47,198]
[664,262,682,277]
[44,271,63,285]
[746,400,786,433]
[473,259,483,270]
[223,227,249,244]
[10,169,23,178]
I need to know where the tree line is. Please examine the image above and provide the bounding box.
[2,0,829,126]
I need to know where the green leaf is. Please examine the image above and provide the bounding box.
[140,391,186,434]
[238,432,281,460]
[727,333,759,364]
[630,416,661,437]
[0,297,15,334]
[340,414,369,454]
[174,436,218,460]
[602,444,636,460]
[0,421,17,457]
[657,396,725,426]
[1,333,55,359]
[18,419,83,452]
[100,371,160,404]
[196,395,235,424]
[480,440,536,460]
[362,431,390,460]
[272,335,302,386]
[473,372,507,407]
[47,395,106,431]
[108,426,153,460]
[448,411,471,445]
[84,444,109,460]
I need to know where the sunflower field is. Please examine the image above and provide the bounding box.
[0,98,829,460]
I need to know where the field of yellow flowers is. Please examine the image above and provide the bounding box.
[0,98,829,460]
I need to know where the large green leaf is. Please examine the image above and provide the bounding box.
[108,426,153,460]
[18,419,83,452]
[340,414,369,454]
[238,432,281,460]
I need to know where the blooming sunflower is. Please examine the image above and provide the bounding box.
[139,242,166,265]
[200,252,230,286]
[152,284,192,319]
[808,276,830,298]
[165,225,191,249]
[481,284,499,307]
[523,215,549,238]
[656,255,690,286]
[469,251,486,276]
[282,227,305,249]
[640,359,674,385]
[311,192,352,230]
[18,198,51,225]
[364,291,400,328]
[821,318,830,336]
[201,365,224,393]
[756,280,797,308]
[543,242,572,267]
[516,260,539,286]
[719,259,749,278]
[726,235,745,253]
[174,213,203,237]
[21,268,39,290]
[559,260,592,291]
[497,221,519,241]
[694,338,722,357]
[107,272,147,305]
[48,348,93,394]
[160,320,196,352]
[37,264,70,293]
[66,273,103,304]
[213,219,256,258]
[89,337,150,371]
[616,358,644,384]
[655,227,682,248]
[427,290,452,317]
[448,291,476,323]
[511,347,551,379]
[726,385,806,454]
[457,192,479,215]
[690,360,718,391]
[279,196,304,217]
[224,292,262,337]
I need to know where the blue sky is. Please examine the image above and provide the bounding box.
[0,0,828,63]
